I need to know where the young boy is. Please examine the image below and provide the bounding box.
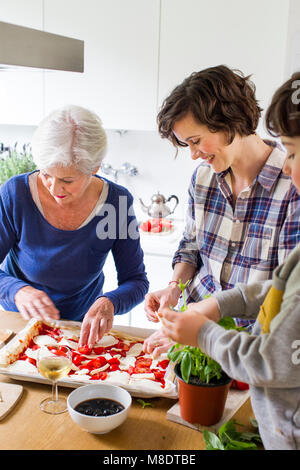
[159,73,300,450]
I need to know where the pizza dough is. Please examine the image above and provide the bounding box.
[0,319,177,398]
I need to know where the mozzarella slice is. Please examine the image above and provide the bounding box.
[130,373,155,380]
[60,328,80,340]
[33,335,57,347]
[6,360,38,374]
[89,364,110,375]
[74,368,90,375]
[119,356,136,370]
[127,343,143,357]
[58,338,78,350]
[105,370,130,385]
[94,335,119,348]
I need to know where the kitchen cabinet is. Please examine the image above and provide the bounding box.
[0,0,44,125]
[43,0,160,131]
[158,0,289,124]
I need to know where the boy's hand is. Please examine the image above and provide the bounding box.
[158,307,209,347]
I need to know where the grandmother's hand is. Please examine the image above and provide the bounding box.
[79,296,115,348]
[15,286,60,321]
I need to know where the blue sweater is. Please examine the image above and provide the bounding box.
[0,172,149,321]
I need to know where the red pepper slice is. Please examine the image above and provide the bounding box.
[230,380,249,390]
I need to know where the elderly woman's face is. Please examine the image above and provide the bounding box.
[172,112,233,173]
[39,165,93,205]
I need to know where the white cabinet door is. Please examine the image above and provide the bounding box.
[0,0,44,125]
[43,0,160,131]
[158,0,289,130]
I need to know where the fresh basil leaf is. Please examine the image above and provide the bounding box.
[218,316,237,330]
[203,430,225,450]
[225,439,258,450]
[181,352,192,383]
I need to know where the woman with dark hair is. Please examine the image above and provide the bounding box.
[144,65,300,357]
[158,72,300,450]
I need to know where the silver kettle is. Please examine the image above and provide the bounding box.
[139,191,179,218]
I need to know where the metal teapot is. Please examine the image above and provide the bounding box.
[139,191,179,218]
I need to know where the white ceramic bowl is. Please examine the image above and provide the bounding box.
[67,384,132,434]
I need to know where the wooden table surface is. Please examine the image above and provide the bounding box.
[0,310,255,451]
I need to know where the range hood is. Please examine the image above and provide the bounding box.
[0,21,84,72]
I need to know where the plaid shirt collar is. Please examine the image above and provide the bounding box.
[216,139,285,193]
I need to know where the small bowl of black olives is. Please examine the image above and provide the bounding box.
[67,384,132,434]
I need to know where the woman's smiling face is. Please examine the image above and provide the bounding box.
[172,112,232,173]
[281,136,300,194]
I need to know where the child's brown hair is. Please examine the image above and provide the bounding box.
[265,72,300,137]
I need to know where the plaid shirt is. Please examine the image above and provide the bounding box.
[172,141,300,328]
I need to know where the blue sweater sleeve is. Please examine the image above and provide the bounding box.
[101,192,149,314]
[0,181,30,303]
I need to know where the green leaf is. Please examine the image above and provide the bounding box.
[136,399,155,409]
[218,316,237,330]
[203,430,224,450]
[181,351,192,383]
[219,420,242,444]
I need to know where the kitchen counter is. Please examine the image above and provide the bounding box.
[0,310,255,451]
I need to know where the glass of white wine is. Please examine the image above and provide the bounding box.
[37,345,72,414]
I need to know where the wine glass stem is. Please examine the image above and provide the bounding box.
[52,381,58,402]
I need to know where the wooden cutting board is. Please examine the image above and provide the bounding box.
[0,329,15,349]
[167,388,250,433]
[0,382,23,421]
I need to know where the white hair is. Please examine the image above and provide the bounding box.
[31,105,107,174]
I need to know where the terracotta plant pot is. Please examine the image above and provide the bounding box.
[174,363,232,426]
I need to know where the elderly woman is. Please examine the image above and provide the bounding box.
[143,65,300,357]
[0,105,149,347]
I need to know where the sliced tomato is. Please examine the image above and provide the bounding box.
[135,357,152,367]
[85,356,107,370]
[128,366,135,375]
[140,221,151,232]
[109,364,120,372]
[157,359,169,369]
[78,345,92,355]
[90,372,108,381]
[108,357,120,365]
[93,346,105,355]
[72,352,84,366]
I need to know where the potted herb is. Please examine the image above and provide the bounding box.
[0,143,36,185]
[168,280,245,426]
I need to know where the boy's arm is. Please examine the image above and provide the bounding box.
[212,280,273,319]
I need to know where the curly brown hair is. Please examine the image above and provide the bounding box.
[265,72,300,137]
[157,65,263,148]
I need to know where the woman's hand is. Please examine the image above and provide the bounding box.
[144,284,181,322]
[15,286,60,321]
[79,296,115,348]
[143,328,175,359]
